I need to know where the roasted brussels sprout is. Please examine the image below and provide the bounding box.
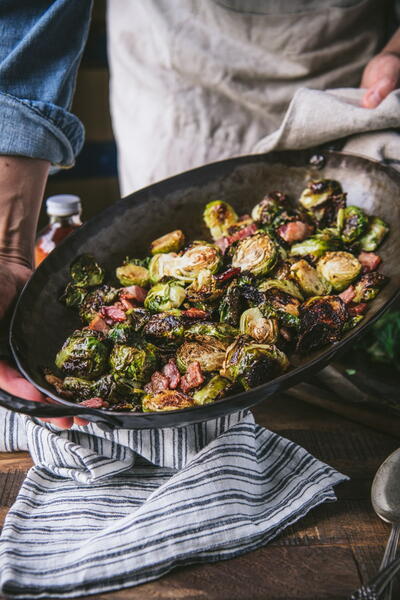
[186,269,223,302]
[239,308,279,343]
[290,230,341,262]
[359,217,389,252]
[61,283,88,308]
[78,285,119,323]
[297,295,348,353]
[142,390,194,412]
[251,191,290,225]
[192,375,232,405]
[55,329,109,380]
[317,251,361,292]
[116,259,150,287]
[148,252,178,284]
[339,206,368,244]
[144,281,186,312]
[290,259,332,297]
[177,339,227,373]
[143,312,185,347]
[61,376,94,399]
[221,337,289,389]
[173,242,222,281]
[203,201,238,240]
[262,286,301,317]
[258,278,304,301]
[311,193,347,229]
[299,179,342,210]
[110,342,158,384]
[219,283,244,327]
[231,231,277,277]
[352,272,388,303]
[70,254,105,288]
[150,229,185,255]
[184,321,238,344]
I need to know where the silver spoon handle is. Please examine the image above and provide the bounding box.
[350,555,400,600]
[381,524,400,600]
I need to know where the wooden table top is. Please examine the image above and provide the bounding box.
[1,395,398,600]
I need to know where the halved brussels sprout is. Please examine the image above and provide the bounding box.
[203,201,238,240]
[251,191,290,225]
[110,342,158,384]
[177,339,227,373]
[173,242,222,282]
[239,308,279,343]
[144,281,186,312]
[150,229,185,255]
[61,283,88,308]
[338,206,368,244]
[186,269,223,302]
[359,217,389,252]
[231,231,277,277]
[311,193,347,229]
[258,278,304,301]
[299,179,342,210]
[116,259,150,287]
[78,285,119,323]
[290,259,332,297]
[55,329,109,380]
[142,390,194,412]
[259,302,300,330]
[219,284,243,326]
[317,251,361,292]
[70,254,105,288]
[352,272,388,303]
[192,375,232,405]
[297,295,348,353]
[143,312,185,347]
[184,321,238,344]
[221,337,289,390]
[290,230,341,262]
[107,321,137,345]
[148,252,178,284]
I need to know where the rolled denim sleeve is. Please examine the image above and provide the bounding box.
[0,0,93,166]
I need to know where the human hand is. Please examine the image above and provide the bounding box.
[361,51,400,108]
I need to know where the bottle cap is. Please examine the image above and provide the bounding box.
[46,195,81,217]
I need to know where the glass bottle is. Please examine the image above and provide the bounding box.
[35,195,82,267]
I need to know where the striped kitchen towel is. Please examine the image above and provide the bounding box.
[0,406,347,599]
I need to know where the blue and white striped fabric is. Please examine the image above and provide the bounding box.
[0,406,347,599]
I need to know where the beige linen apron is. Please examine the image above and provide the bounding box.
[107,0,385,195]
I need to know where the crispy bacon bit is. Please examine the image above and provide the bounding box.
[339,286,356,304]
[78,397,109,409]
[277,221,314,244]
[216,223,258,253]
[119,297,136,312]
[183,308,209,319]
[180,361,204,393]
[101,305,127,322]
[120,285,148,304]
[149,371,170,394]
[358,251,381,273]
[215,237,229,253]
[162,359,181,389]
[88,314,110,333]
[348,303,368,316]
[215,267,241,283]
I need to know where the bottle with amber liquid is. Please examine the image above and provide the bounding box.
[35,195,82,267]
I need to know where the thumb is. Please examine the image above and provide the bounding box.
[362,75,397,108]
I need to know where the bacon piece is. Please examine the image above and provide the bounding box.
[78,397,109,409]
[119,297,136,312]
[215,267,241,283]
[216,223,258,253]
[180,361,204,393]
[215,237,229,253]
[339,286,356,304]
[88,314,110,333]
[348,302,368,316]
[277,221,314,244]
[148,371,170,394]
[358,251,381,273]
[162,359,181,389]
[182,308,209,319]
[101,305,127,322]
[120,285,148,304]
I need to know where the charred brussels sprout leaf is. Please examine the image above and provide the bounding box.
[222,337,289,390]
[219,284,244,327]
[107,321,137,345]
[148,252,178,284]
[70,254,105,288]
[297,295,348,353]
[290,230,341,262]
[251,191,290,225]
[177,339,228,373]
[116,259,149,287]
[62,376,94,399]
[290,259,332,297]
[231,231,277,277]
[203,201,238,240]
[143,312,185,347]
[61,283,88,308]
[239,308,279,343]
[173,242,222,281]
[110,342,158,384]
[193,375,232,405]
[186,269,223,302]
[55,329,109,380]
[339,206,368,244]
[79,285,119,323]
[184,321,238,344]
[299,179,342,210]
[150,229,185,255]
[144,281,186,312]
[359,217,389,252]
[317,251,361,292]
[258,278,304,301]
[142,390,194,412]
[352,272,388,303]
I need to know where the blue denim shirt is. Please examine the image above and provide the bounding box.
[0,0,92,167]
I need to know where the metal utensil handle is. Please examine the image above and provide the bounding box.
[350,556,400,600]
[381,524,400,600]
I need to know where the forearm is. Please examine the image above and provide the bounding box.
[0,156,49,269]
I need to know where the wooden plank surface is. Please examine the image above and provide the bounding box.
[1,395,398,600]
